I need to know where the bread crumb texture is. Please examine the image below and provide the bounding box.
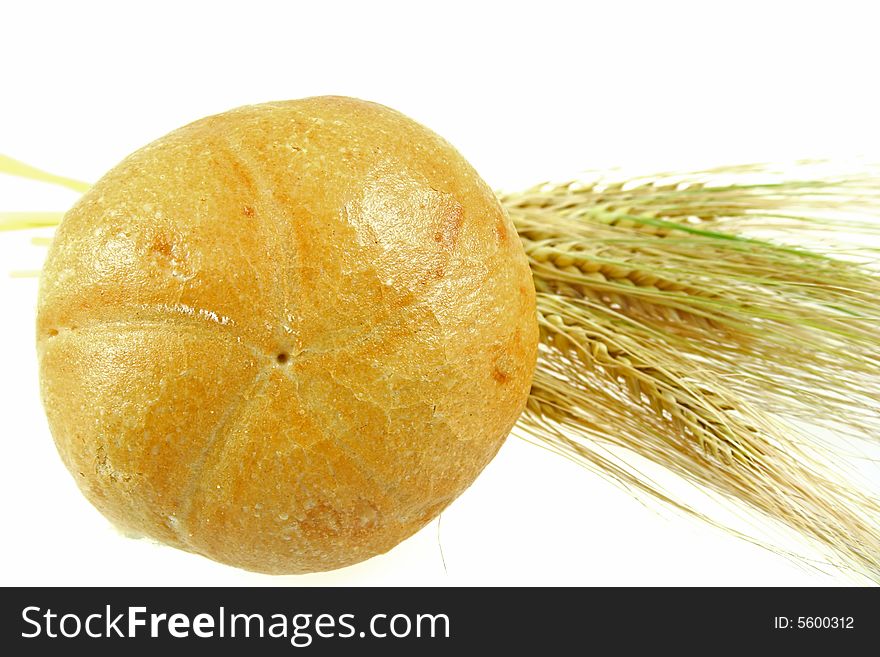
[37,97,538,574]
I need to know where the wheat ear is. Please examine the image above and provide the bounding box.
[502,164,880,581]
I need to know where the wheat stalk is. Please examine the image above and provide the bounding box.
[4,156,880,581]
[502,165,880,581]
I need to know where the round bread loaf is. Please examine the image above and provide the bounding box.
[36,96,538,574]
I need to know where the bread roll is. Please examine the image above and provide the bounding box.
[37,96,538,574]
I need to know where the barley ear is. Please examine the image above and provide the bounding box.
[504,163,880,582]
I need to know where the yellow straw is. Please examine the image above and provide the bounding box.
[0,153,91,192]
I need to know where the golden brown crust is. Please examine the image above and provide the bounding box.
[37,96,538,574]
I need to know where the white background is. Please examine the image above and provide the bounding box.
[1,0,878,586]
